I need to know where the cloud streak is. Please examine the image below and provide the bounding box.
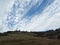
[0,0,60,32]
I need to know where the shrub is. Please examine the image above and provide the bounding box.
[57,34,60,39]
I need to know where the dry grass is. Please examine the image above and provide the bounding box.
[0,32,60,45]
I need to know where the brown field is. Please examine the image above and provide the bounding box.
[0,31,60,45]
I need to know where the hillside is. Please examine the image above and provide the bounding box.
[0,28,60,45]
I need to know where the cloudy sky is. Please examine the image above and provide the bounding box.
[0,0,60,32]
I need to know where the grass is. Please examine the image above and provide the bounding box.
[0,32,60,45]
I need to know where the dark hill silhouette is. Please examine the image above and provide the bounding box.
[0,28,60,39]
[31,28,60,39]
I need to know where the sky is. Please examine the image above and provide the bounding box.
[0,0,60,32]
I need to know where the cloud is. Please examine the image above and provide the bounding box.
[0,0,15,32]
[0,0,60,32]
[17,0,60,31]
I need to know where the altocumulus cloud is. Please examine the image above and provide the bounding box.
[0,0,60,32]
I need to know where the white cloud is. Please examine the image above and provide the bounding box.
[0,0,15,32]
[17,0,60,31]
[0,0,60,32]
